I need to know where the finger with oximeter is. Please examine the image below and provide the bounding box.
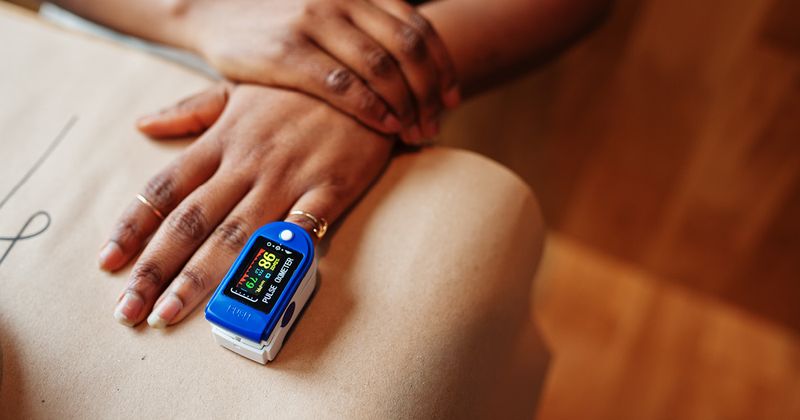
[205,221,317,363]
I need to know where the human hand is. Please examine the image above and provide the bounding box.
[98,83,394,328]
[173,0,459,144]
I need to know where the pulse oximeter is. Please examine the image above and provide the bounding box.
[205,221,317,363]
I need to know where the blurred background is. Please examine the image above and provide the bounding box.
[439,0,800,418]
[6,0,800,418]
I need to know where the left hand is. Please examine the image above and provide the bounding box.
[98,83,393,328]
[176,0,460,143]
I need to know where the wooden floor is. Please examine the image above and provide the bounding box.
[533,235,800,420]
[438,0,800,417]
[441,0,800,332]
[4,0,798,417]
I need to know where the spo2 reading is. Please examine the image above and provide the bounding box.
[223,236,303,314]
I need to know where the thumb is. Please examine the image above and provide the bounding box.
[136,82,232,139]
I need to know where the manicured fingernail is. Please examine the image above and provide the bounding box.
[135,114,157,128]
[147,294,183,329]
[382,114,402,133]
[407,125,422,145]
[114,291,144,327]
[443,86,461,108]
[98,241,123,271]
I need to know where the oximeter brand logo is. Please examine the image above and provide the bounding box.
[226,304,252,321]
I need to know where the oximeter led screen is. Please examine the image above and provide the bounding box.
[223,236,304,314]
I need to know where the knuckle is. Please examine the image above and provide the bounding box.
[176,266,209,293]
[299,2,318,21]
[167,203,209,243]
[300,0,338,21]
[364,48,393,77]
[325,68,355,94]
[323,171,353,192]
[315,178,353,204]
[129,261,164,292]
[263,36,302,63]
[143,171,177,211]
[301,0,321,17]
[409,12,434,36]
[214,217,251,252]
[112,218,138,246]
[396,25,426,60]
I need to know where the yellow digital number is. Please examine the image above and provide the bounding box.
[258,252,277,269]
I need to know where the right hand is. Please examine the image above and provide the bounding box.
[102,83,395,328]
[173,0,460,144]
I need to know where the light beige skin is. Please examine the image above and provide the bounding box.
[50,0,612,328]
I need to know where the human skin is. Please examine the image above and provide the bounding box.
[61,0,613,327]
[50,0,461,144]
[50,0,611,141]
[103,84,394,327]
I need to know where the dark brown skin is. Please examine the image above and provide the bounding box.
[50,0,612,327]
[186,0,461,143]
[105,84,393,327]
[56,0,461,144]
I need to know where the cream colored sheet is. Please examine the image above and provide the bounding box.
[0,5,547,418]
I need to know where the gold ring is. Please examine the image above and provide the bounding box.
[136,193,165,220]
[288,210,328,239]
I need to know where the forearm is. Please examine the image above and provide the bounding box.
[419,0,612,97]
[47,0,196,51]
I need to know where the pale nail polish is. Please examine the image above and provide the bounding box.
[135,114,158,128]
[114,291,144,327]
[98,241,123,271]
[147,294,183,329]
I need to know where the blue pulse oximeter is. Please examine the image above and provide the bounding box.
[205,221,317,363]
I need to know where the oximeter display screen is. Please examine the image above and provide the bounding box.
[223,236,304,314]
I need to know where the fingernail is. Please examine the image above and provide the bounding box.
[443,86,461,108]
[98,241,123,271]
[382,114,402,133]
[407,125,422,145]
[147,294,183,329]
[114,291,144,327]
[135,114,157,128]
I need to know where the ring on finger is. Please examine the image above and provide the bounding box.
[288,210,328,239]
[136,193,165,221]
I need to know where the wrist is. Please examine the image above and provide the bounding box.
[169,0,221,56]
[158,0,209,54]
